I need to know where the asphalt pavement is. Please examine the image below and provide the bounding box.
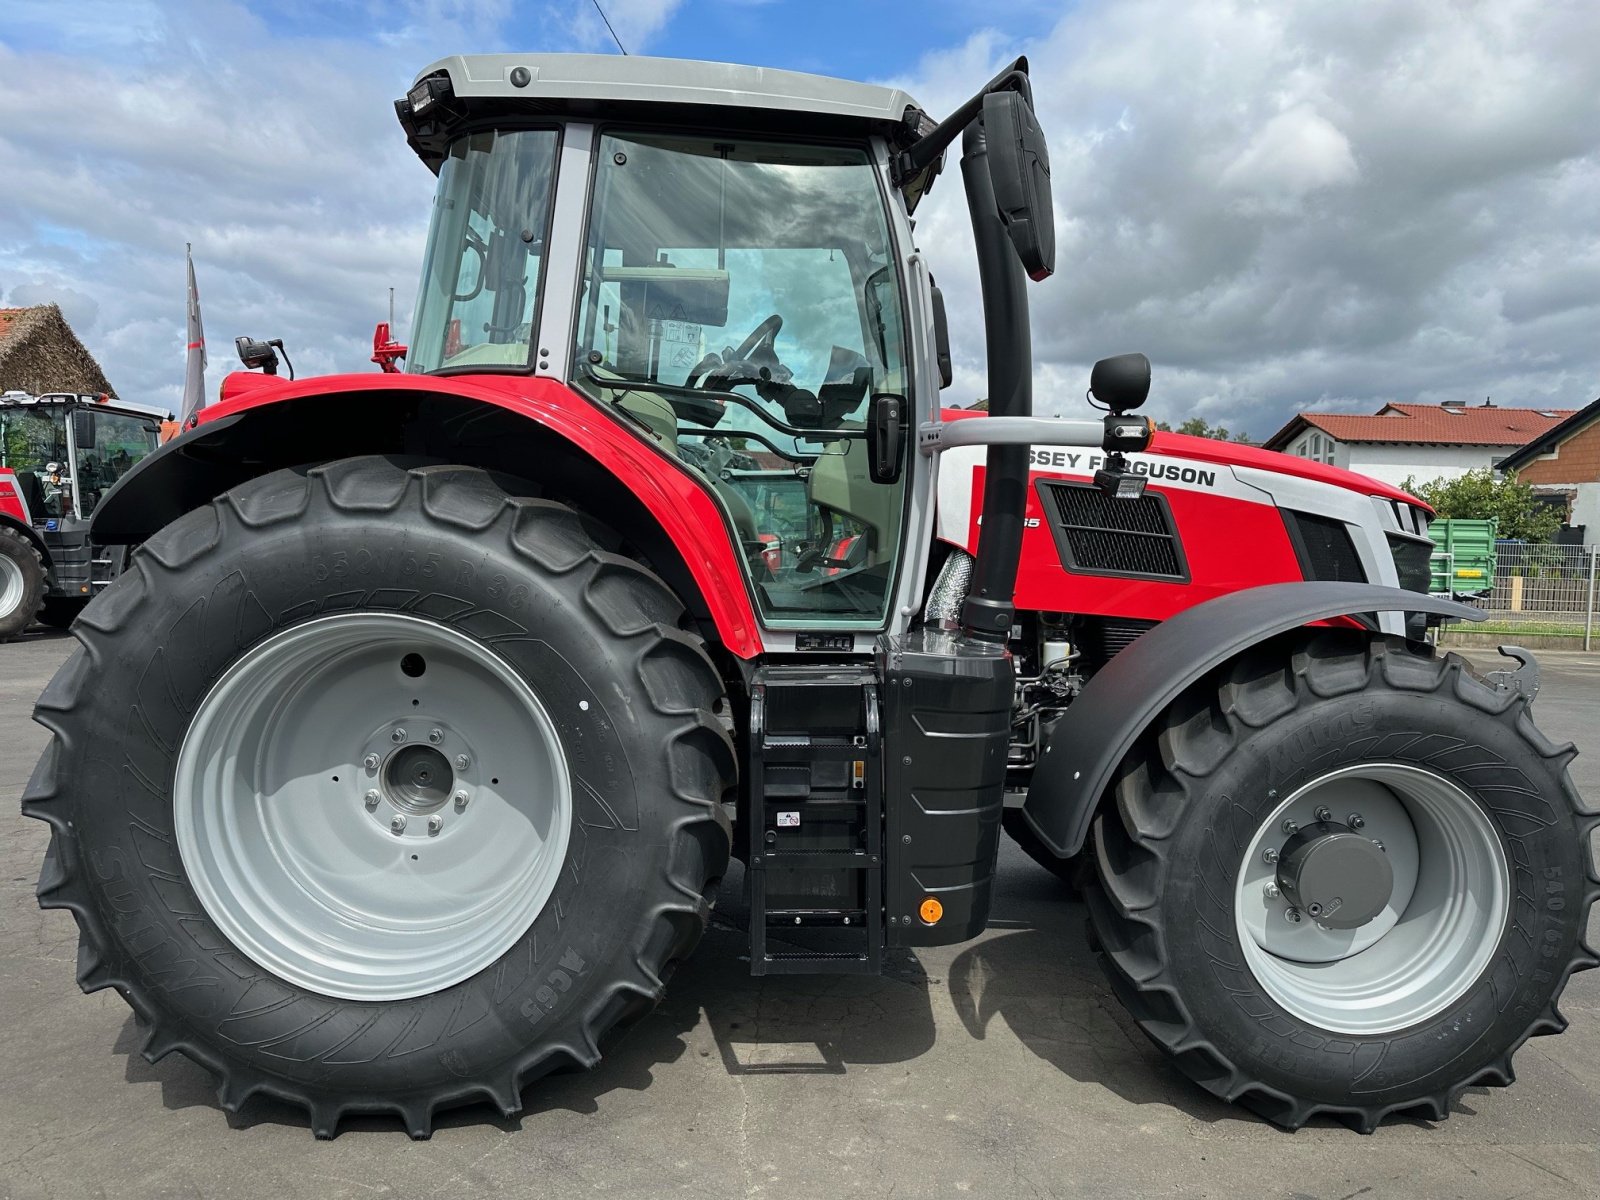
[1,631,1596,1199]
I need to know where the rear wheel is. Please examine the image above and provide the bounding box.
[0,525,45,639]
[1086,631,1599,1130]
[25,458,734,1137]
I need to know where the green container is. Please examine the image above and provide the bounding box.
[1428,518,1497,597]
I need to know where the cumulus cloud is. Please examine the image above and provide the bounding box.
[2,0,1597,446]
[895,0,1600,438]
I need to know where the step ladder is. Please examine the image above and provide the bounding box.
[746,665,883,975]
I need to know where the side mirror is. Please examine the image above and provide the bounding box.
[929,284,954,389]
[982,89,1055,281]
[72,408,96,451]
[1089,352,1151,413]
[867,392,906,484]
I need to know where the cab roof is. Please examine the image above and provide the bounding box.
[400,53,925,173]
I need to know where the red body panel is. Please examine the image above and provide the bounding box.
[199,371,765,658]
[966,465,1306,621]
[0,470,28,526]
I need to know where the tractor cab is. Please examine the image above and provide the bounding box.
[0,391,162,631]
[396,54,1072,644]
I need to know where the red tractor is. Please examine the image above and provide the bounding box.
[28,53,1594,1138]
[0,391,164,638]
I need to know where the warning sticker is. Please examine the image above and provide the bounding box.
[776,811,800,828]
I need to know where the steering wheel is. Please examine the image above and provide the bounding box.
[729,313,783,362]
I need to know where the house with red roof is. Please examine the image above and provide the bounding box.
[1498,395,1600,546]
[1261,400,1575,488]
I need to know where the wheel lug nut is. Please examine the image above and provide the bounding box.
[391,727,407,743]
[428,815,443,835]
[364,789,381,809]
[1348,813,1365,830]
[390,814,407,834]
[364,754,380,772]
[1314,806,1332,823]
[454,790,470,810]
[428,728,444,744]
[1281,819,1298,835]
[1307,901,1323,917]
[1263,881,1280,899]
[1262,848,1279,865]
[1285,907,1302,924]
[455,754,470,771]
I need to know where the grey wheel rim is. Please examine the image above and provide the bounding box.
[1235,763,1510,1035]
[0,554,24,618]
[174,613,572,1001]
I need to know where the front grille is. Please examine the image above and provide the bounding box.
[1282,511,1365,583]
[1387,534,1433,594]
[1038,481,1186,579]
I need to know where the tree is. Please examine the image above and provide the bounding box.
[1400,468,1561,542]
[1155,417,1252,442]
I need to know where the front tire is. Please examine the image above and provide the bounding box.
[1086,631,1598,1130]
[25,458,735,1137]
[0,525,46,639]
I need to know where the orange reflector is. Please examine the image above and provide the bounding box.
[919,896,944,925]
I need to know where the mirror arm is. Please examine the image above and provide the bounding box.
[892,58,1032,184]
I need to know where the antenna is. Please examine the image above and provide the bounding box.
[591,0,628,54]
[388,287,395,328]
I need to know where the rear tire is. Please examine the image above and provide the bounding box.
[1086,631,1599,1130]
[25,458,735,1137]
[0,525,45,639]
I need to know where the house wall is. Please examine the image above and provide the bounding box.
[1337,443,1499,488]
[1516,419,1600,486]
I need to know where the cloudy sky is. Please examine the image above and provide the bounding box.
[3,0,1597,442]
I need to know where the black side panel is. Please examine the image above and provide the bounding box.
[879,630,1013,946]
[1021,582,1485,859]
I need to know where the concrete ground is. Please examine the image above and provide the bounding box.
[2,631,1596,1200]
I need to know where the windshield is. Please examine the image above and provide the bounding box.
[0,407,69,519]
[74,409,160,517]
[575,132,911,628]
[409,129,559,373]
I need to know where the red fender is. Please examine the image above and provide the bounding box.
[192,372,765,657]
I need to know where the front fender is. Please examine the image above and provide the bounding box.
[1020,582,1484,858]
[90,373,763,657]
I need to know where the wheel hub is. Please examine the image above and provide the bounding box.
[1275,821,1394,929]
[384,743,454,813]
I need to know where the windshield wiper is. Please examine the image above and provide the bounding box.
[578,365,864,441]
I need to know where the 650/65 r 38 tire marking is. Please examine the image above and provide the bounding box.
[1085,630,1599,1131]
[24,457,735,1138]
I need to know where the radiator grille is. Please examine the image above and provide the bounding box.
[1039,482,1185,579]
[1283,511,1365,583]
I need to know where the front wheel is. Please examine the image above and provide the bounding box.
[0,525,45,638]
[26,458,734,1136]
[1087,631,1598,1130]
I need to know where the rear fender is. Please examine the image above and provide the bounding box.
[1020,582,1483,858]
[90,374,763,657]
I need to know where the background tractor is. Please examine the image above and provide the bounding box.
[0,390,163,637]
[27,53,1596,1139]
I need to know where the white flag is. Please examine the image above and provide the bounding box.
[180,243,208,426]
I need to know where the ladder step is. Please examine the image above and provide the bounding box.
[756,950,878,976]
[756,849,876,869]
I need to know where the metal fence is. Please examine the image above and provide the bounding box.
[1470,542,1599,649]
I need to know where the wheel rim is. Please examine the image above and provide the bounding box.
[0,554,24,618]
[174,613,572,1001]
[1234,763,1510,1035]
